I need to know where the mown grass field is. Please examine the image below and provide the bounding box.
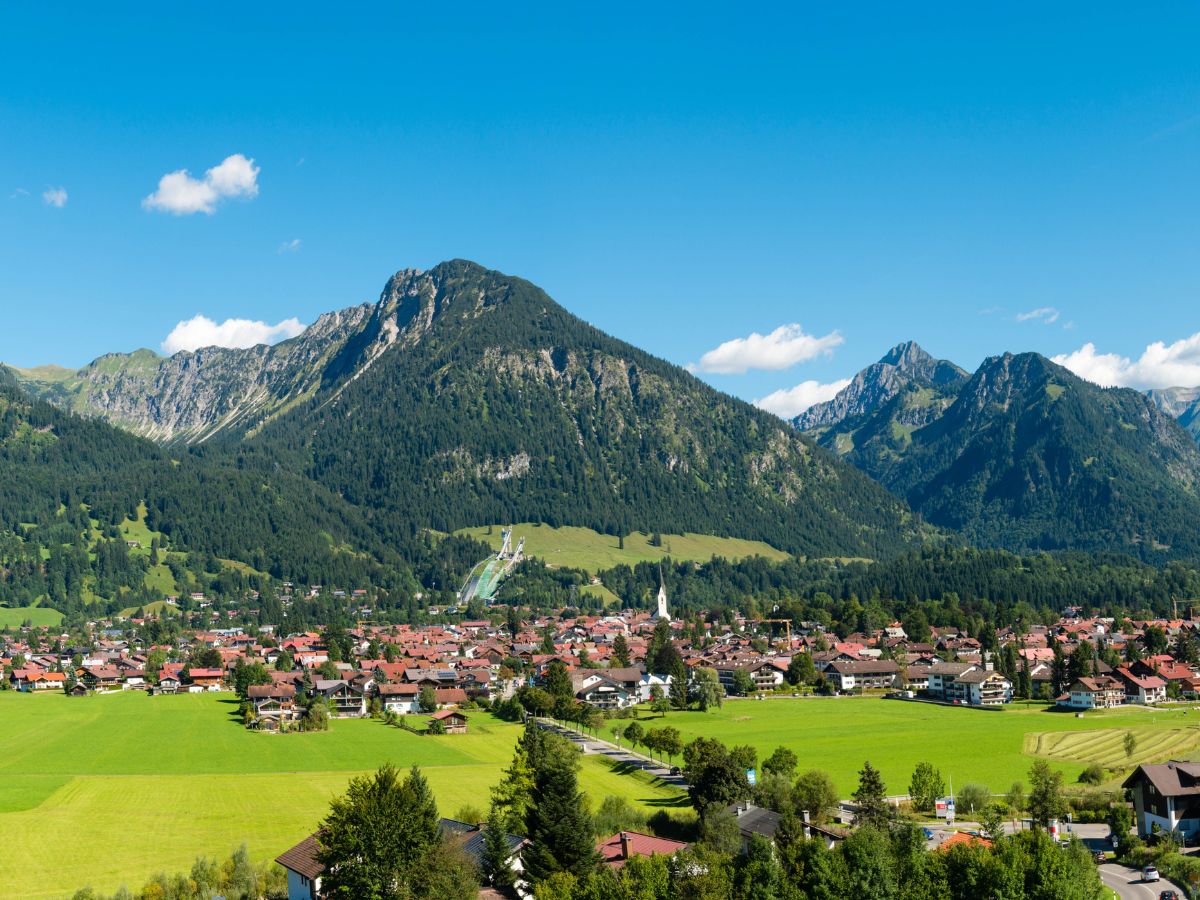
[455,523,789,573]
[0,605,63,628]
[636,697,1200,797]
[0,692,682,899]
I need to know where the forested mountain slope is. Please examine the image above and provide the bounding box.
[233,260,928,559]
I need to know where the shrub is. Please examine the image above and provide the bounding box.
[1078,764,1105,786]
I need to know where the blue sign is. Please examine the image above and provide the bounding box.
[746,768,757,786]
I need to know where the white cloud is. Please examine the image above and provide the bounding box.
[1016,306,1059,324]
[1053,332,1200,389]
[43,187,67,207]
[162,314,305,355]
[277,238,302,253]
[754,378,852,419]
[688,324,844,375]
[143,153,260,215]
[10,187,30,198]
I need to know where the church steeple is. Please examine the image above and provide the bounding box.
[653,565,669,621]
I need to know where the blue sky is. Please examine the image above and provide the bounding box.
[3,2,1200,416]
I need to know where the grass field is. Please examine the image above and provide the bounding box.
[636,697,1200,798]
[455,523,789,573]
[0,692,682,899]
[0,605,63,628]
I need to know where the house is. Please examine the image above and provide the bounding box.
[313,680,366,717]
[823,659,899,692]
[186,668,224,691]
[428,709,468,734]
[1115,667,1167,705]
[1060,676,1125,710]
[1123,761,1200,840]
[247,683,300,729]
[276,834,323,900]
[277,820,527,900]
[925,662,1011,706]
[81,665,122,692]
[376,683,421,715]
[576,674,637,709]
[725,802,782,852]
[597,831,689,868]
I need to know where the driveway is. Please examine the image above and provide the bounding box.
[533,718,690,788]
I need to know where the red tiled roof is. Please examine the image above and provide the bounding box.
[597,831,688,867]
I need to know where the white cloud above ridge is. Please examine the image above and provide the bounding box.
[1052,332,1200,390]
[688,324,844,375]
[43,187,68,207]
[143,153,260,215]
[278,238,302,253]
[162,314,305,355]
[754,378,852,419]
[1016,306,1059,324]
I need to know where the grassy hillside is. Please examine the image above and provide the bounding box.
[455,523,789,573]
[0,606,63,628]
[0,692,683,899]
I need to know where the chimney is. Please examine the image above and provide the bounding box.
[619,831,630,860]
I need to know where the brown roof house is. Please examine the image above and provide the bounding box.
[1123,761,1200,840]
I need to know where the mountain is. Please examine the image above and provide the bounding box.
[1148,386,1200,441]
[800,350,1200,559]
[6,261,929,561]
[794,341,968,434]
[10,304,374,443]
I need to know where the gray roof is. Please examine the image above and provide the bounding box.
[1123,761,1200,797]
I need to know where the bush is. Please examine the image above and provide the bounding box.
[1078,764,1105,786]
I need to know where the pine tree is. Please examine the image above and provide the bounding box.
[853,761,890,827]
[523,754,600,882]
[481,806,516,890]
[611,634,630,668]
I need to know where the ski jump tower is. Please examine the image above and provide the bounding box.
[458,528,525,605]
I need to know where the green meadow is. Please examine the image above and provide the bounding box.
[455,522,790,573]
[0,605,63,628]
[634,697,1200,797]
[0,692,682,899]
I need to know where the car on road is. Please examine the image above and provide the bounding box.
[1159,890,1180,900]
[1142,864,1160,882]
[669,766,681,776]
[1093,851,1106,864]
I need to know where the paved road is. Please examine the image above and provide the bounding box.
[533,719,690,789]
[1099,861,1178,899]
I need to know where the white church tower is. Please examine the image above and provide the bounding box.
[653,567,669,621]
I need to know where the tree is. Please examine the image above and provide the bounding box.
[418,685,438,713]
[316,763,460,899]
[762,747,798,781]
[544,660,574,712]
[1123,731,1137,761]
[957,783,990,817]
[786,652,815,687]
[611,634,630,668]
[275,651,294,672]
[655,726,683,767]
[731,668,756,697]
[669,656,689,710]
[684,737,750,814]
[523,741,600,882]
[793,769,839,824]
[623,720,645,753]
[1027,759,1067,828]
[650,684,670,717]
[610,722,625,747]
[232,660,271,699]
[1005,782,1026,826]
[852,761,890,828]
[908,761,945,813]
[490,742,536,836]
[481,805,516,891]
[692,667,724,711]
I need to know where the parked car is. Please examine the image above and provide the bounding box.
[1142,864,1160,882]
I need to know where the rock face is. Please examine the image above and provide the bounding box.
[1148,387,1200,441]
[795,341,967,432]
[12,305,374,442]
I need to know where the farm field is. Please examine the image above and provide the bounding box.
[455,522,790,573]
[633,697,1200,798]
[0,692,682,899]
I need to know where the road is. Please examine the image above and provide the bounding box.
[533,718,690,789]
[1099,861,1178,899]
